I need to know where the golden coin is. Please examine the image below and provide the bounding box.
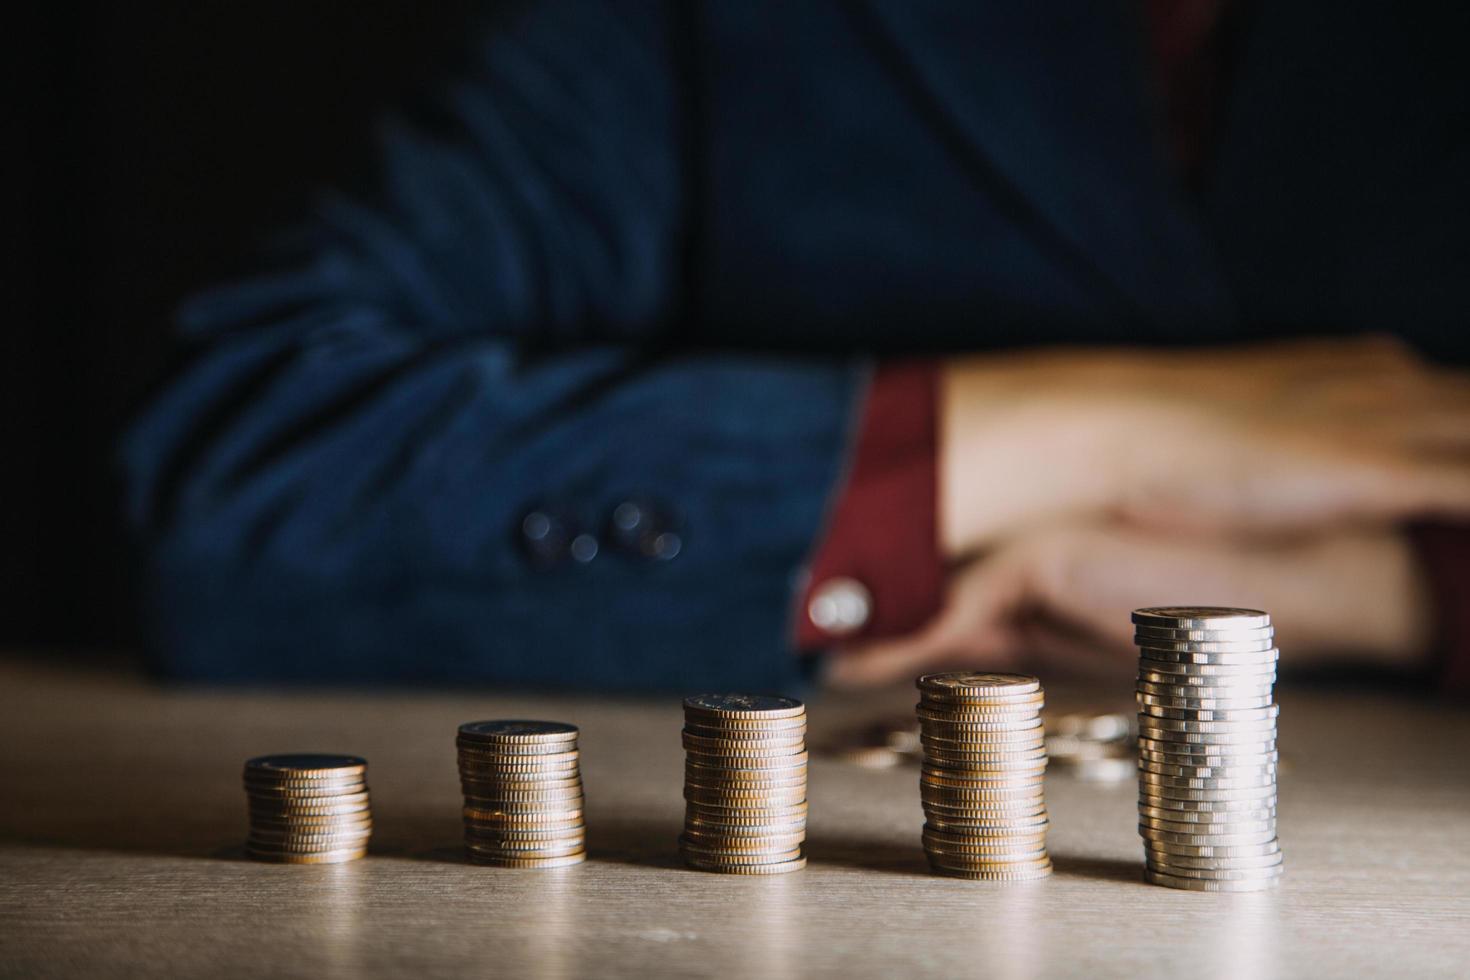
[682,694,806,721]
[246,844,367,864]
[466,851,586,868]
[244,754,367,778]
[929,863,1053,881]
[917,672,1041,697]
[684,856,807,875]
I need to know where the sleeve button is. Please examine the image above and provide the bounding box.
[807,577,872,636]
[569,533,600,564]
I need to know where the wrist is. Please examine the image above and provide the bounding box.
[939,355,1126,559]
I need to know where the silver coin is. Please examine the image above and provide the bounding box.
[1136,680,1276,700]
[1138,711,1280,733]
[1136,657,1282,676]
[1144,834,1281,854]
[1142,848,1284,871]
[1137,703,1280,723]
[1132,607,1271,630]
[1139,758,1277,779]
[1140,783,1278,804]
[1139,825,1277,846]
[1137,734,1278,752]
[1138,647,1280,666]
[1132,623,1275,642]
[1134,640,1275,655]
[1140,797,1279,817]
[1140,813,1275,834]
[1140,863,1281,887]
[1143,868,1280,891]
[1138,672,1277,691]
[1139,804,1275,824]
[1139,772,1276,792]
[1137,692,1274,711]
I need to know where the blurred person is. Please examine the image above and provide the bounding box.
[121,1,1470,691]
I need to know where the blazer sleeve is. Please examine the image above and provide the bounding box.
[119,1,864,691]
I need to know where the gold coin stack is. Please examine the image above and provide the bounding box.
[243,754,372,864]
[458,720,586,868]
[1134,606,1283,892]
[916,672,1051,881]
[679,694,808,875]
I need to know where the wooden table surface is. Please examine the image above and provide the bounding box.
[1,657,1467,979]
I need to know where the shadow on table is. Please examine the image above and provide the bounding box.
[804,835,929,875]
[367,811,686,869]
[1049,853,1141,884]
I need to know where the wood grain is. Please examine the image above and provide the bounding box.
[0,658,1466,979]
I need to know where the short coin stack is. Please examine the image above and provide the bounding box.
[458,720,586,868]
[243,754,372,864]
[1134,606,1283,891]
[679,694,808,874]
[916,672,1051,881]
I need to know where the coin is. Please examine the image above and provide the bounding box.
[1138,646,1279,664]
[1139,758,1276,778]
[467,852,587,869]
[1132,624,1276,642]
[683,856,807,875]
[918,671,1042,696]
[244,754,368,777]
[1135,680,1276,700]
[1143,868,1279,891]
[1142,848,1284,870]
[1139,813,1276,836]
[1132,607,1271,629]
[1136,638,1277,654]
[458,720,579,743]
[682,694,806,720]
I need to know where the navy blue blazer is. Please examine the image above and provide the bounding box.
[121,1,1469,690]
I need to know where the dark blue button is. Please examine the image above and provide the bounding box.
[569,533,599,564]
[642,531,681,562]
[520,508,572,567]
[607,497,683,562]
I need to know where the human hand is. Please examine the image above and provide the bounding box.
[940,337,1470,558]
[828,521,1434,687]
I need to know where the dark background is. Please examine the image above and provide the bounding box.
[8,2,484,652]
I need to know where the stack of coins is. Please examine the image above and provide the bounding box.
[458,721,586,868]
[243,754,372,864]
[917,672,1051,881]
[1134,606,1283,891]
[679,694,808,875]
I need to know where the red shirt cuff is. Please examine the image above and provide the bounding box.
[795,360,944,650]
[1409,522,1470,696]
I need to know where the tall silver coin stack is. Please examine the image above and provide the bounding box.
[917,672,1052,881]
[1134,607,1283,891]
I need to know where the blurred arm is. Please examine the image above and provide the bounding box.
[120,2,862,690]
